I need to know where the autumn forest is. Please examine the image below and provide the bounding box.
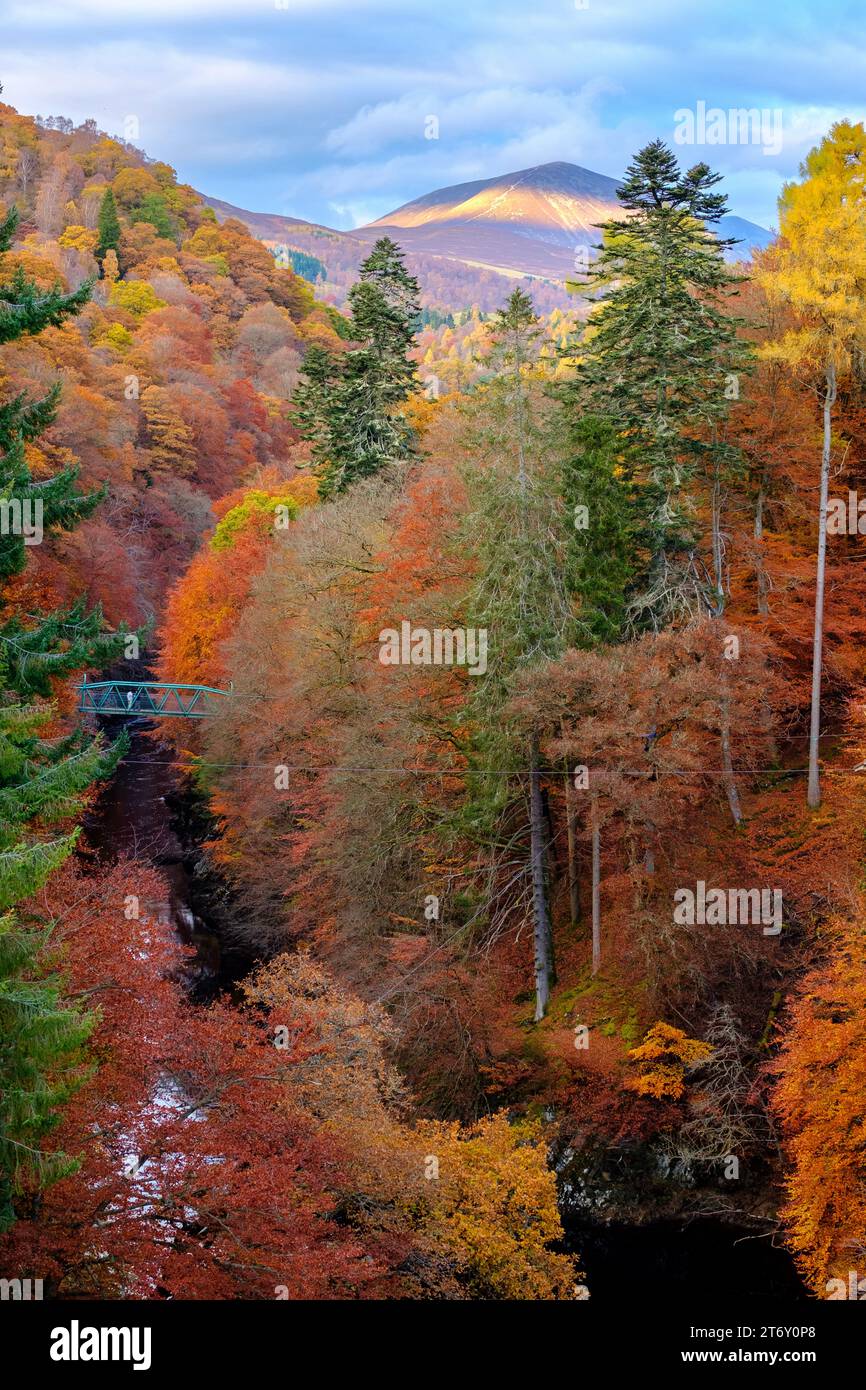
[2,53,866,1337]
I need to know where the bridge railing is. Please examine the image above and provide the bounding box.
[75,679,232,719]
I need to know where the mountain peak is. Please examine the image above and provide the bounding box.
[363,160,621,232]
[355,159,772,279]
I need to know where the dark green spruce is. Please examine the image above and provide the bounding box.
[292,236,420,496]
[563,139,750,630]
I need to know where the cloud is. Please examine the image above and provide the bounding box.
[318,83,673,223]
[2,0,387,25]
[1,41,364,184]
[325,84,620,159]
[0,0,861,227]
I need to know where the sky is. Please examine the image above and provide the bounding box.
[1,0,864,231]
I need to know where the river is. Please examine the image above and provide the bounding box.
[77,711,241,998]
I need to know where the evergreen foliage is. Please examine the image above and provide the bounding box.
[559,415,635,645]
[0,206,91,344]
[565,140,748,628]
[95,186,122,266]
[292,237,420,496]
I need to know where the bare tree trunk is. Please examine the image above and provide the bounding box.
[591,792,601,975]
[711,450,725,615]
[565,777,581,926]
[808,363,837,809]
[529,741,553,1020]
[754,478,770,617]
[562,725,581,927]
[541,786,557,987]
[753,470,781,761]
[708,498,743,824]
[747,482,779,760]
[720,681,743,825]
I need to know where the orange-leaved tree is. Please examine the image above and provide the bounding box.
[772,911,866,1297]
[158,475,317,690]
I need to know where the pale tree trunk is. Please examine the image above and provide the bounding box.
[754,473,780,765]
[565,773,581,926]
[754,477,770,617]
[708,517,743,825]
[515,331,551,1016]
[529,741,553,1020]
[711,447,725,615]
[561,723,581,927]
[591,792,601,975]
[708,443,742,821]
[720,679,743,825]
[541,785,557,987]
[807,363,837,809]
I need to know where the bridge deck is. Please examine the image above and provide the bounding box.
[75,680,231,719]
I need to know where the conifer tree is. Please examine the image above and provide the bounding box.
[559,414,635,645]
[567,140,748,630]
[320,344,413,496]
[347,237,420,407]
[289,342,339,477]
[0,207,91,343]
[293,237,420,497]
[0,907,95,1230]
[0,387,104,584]
[95,186,121,268]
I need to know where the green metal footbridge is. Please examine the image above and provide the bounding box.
[75,677,232,719]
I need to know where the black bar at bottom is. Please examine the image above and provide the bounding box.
[4,1296,855,1378]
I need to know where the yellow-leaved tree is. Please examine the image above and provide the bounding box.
[244,950,580,1299]
[757,121,866,808]
[625,1022,713,1100]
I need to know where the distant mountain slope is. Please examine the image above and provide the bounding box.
[202,193,574,314]
[354,161,774,277]
[202,194,351,250]
[202,161,774,310]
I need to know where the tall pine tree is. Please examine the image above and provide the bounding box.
[566,140,748,630]
[347,238,420,407]
[292,237,420,497]
[289,342,339,478]
[95,186,121,269]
